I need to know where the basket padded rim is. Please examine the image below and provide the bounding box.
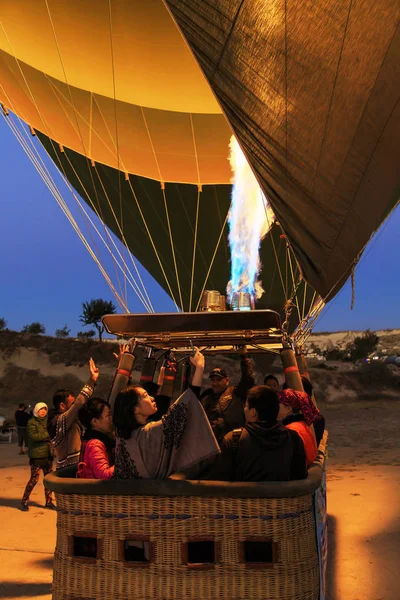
[45,433,327,498]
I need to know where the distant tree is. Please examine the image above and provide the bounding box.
[21,322,46,335]
[77,329,96,340]
[80,299,117,342]
[0,317,7,331]
[325,340,335,352]
[324,345,346,361]
[309,342,322,356]
[347,329,379,362]
[55,325,71,338]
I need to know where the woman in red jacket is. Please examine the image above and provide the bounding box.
[76,398,115,479]
[278,387,320,467]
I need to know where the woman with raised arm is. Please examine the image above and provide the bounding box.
[112,349,220,480]
[48,358,99,471]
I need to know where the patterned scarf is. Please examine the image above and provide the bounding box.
[114,388,220,480]
[278,389,320,426]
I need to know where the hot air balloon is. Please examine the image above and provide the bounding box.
[0,0,326,342]
[3,2,398,599]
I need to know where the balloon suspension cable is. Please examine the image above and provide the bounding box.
[143,346,154,360]
[351,266,355,310]
[176,353,194,365]
[281,298,297,350]
[154,349,172,367]
[293,295,325,347]
[0,93,154,313]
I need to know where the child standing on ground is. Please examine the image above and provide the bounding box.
[21,402,55,511]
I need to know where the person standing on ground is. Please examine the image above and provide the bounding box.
[48,358,99,471]
[15,403,30,454]
[21,402,55,511]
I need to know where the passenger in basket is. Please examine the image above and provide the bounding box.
[298,377,325,446]
[199,346,255,445]
[203,386,307,482]
[142,381,171,422]
[48,358,99,471]
[279,382,320,466]
[263,374,280,392]
[112,349,220,479]
[76,398,115,479]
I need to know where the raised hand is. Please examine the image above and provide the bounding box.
[89,357,99,382]
[190,348,205,370]
[113,343,130,361]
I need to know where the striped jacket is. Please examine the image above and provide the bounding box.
[48,397,85,470]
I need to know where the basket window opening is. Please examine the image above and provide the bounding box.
[72,536,98,559]
[187,541,215,565]
[243,540,276,564]
[124,540,151,563]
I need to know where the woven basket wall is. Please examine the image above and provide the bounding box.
[52,491,319,600]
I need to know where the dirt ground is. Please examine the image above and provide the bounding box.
[0,399,399,599]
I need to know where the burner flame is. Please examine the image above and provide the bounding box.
[227,136,274,306]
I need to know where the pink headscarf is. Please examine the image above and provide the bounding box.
[278,389,319,426]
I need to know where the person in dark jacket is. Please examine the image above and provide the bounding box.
[204,386,307,482]
[15,403,30,454]
[21,402,55,511]
[200,347,255,445]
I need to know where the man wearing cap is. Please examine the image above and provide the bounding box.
[200,347,254,445]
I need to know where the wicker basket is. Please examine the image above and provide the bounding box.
[46,433,327,600]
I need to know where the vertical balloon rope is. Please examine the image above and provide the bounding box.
[42,1,128,305]
[0,20,128,309]
[0,77,152,312]
[351,267,355,310]
[43,1,154,312]
[189,188,201,312]
[108,0,127,309]
[1,111,128,310]
[194,211,229,312]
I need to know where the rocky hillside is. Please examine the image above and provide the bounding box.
[308,329,400,355]
[0,331,119,420]
[1,330,399,421]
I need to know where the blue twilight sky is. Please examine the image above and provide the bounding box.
[0,114,399,337]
